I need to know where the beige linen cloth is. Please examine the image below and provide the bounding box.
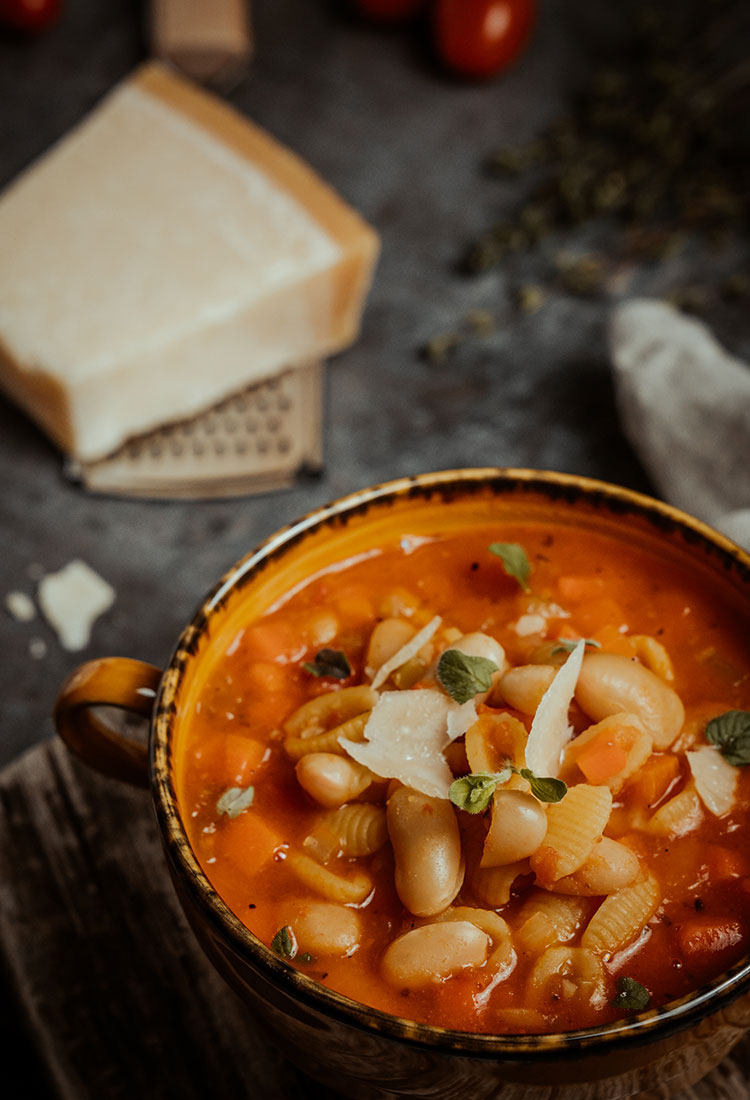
[610,299,750,550]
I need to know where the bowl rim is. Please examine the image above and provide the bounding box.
[150,467,750,1058]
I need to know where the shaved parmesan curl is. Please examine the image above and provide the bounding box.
[525,640,585,779]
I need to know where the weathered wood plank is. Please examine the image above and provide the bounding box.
[0,740,748,1100]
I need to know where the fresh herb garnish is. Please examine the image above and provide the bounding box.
[271,926,297,960]
[449,764,567,813]
[705,710,750,767]
[611,976,651,1013]
[519,769,567,803]
[437,650,499,704]
[488,542,531,592]
[550,637,601,656]
[449,771,512,813]
[216,785,255,819]
[303,648,351,680]
[297,952,316,965]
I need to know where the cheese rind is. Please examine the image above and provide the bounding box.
[0,63,379,460]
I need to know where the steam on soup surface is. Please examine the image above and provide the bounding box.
[176,522,750,1034]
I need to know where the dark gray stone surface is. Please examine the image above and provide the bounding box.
[0,2,746,1095]
[0,0,662,774]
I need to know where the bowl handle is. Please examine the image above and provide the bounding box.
[53,658,162,788]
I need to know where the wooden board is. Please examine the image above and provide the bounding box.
[1,739,749,1100]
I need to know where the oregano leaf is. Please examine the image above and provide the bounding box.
[705,710,750,766]
[488,542,531,592]
[303,648,351,680]
[437,649,499,704]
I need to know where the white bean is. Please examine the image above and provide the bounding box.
[285,899,361,957]
[498,664,556,715]
[387,786,464,916]
[381,921,489,988]
[575,653,684,749]
[365,618,416,679]
[295,753,373,807]
[481,789,548,867]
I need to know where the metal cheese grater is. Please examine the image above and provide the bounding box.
[66,362,324,500]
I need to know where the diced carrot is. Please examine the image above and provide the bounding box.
[244,621,304,664]
[705,846,747,882]
[591,624,637,658]
[214,811,284,876]
[676,916,746,976]
[625,753,681,811]
[224,734,268,786]
[569,721,639,786]
[574,597,627,635]
[557,575,606,602]
[244,660,292,697]
[575,737,630,786]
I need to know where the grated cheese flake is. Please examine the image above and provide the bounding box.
[525,639,585,778]
[687,745,737,817]
[339,688,455,799]
[446,698,479,742]
[370,615,442,691]
[38,560,116,652]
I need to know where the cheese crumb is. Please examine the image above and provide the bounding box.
[513,614,547,637]
[5,591,36,622]
[38,560,116,651]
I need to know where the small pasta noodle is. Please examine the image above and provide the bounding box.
[630,634,675,682]
[529,784,613,885]
[304,803,389,862]
[285,851,373,904]
[465,712,528,782]
[470,860,531,909]
[283,685,378,738]
[645,779,703,838]
[527,945,607,1015]
[284,712,369,762]
[581,874,660,955]
[516,891,587,956]
[434,905,516,977]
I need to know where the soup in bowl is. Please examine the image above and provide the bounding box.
[54,469,750,1099]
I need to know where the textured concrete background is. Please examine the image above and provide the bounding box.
[0,2,746,1093]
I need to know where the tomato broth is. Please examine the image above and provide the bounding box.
[176,521,750,1034]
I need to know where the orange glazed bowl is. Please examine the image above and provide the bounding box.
[54,469,750,1100]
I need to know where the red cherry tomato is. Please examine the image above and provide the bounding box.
[352,0,425,22]
[434,0,536,79]
[0,0,61,33]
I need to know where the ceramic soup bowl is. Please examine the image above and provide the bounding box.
[54,469,750,1100]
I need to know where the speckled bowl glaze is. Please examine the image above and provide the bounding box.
[54,469,750,1100]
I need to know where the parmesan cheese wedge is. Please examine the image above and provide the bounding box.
[525,640,585,778]
[370,615,441,691]
[687,746,737,817]
[0,63,379,461]
[340,688,459,799]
